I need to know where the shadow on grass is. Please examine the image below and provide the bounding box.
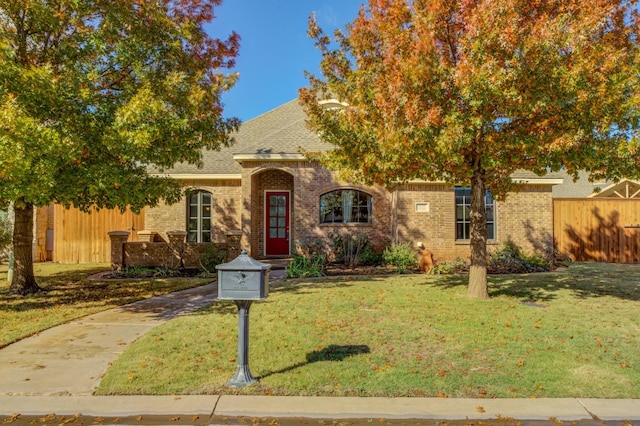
[258,344,370,380]
[425,263,640,303]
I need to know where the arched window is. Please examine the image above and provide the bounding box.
[320,190,373,224]
[187,190,212,243]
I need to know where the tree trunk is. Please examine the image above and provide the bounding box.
[467,168,490,299]
[10,200,41,295]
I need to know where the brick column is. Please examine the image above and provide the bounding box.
[166,230,187,269]
[108,230,130,271]
[226,230,242,261]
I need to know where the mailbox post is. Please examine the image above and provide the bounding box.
[216,249,270,387]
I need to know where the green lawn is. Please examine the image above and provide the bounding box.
[97,262,640,398]
[0,263,212,348]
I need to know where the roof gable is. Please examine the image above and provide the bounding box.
[588,179,640,198]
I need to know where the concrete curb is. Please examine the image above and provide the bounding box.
[1,396,639,421]
[0,395,219,417]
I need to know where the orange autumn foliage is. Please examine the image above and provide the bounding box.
[301,0,640,298]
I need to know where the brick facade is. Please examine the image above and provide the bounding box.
[142,162,554,263]
[239,161,392,258]
[145,179,242,243]
[392,183,554,263]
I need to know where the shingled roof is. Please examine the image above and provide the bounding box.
[163,99,330,176]
[161,99,605,197]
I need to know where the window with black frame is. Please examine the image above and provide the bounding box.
[455,187,496,241]
[320,189,373,224]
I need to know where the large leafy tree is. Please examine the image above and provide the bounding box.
[301,0,640,299]
[0,0,240,295]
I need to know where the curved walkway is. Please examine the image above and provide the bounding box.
[0,282,218,396]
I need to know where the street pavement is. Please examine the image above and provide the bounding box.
[1,269,639,424]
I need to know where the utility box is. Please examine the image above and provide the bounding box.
[216,249,270,300]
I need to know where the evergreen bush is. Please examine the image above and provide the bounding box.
[383,242,418,273]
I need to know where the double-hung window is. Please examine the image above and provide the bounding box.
[455,187,496,240]
[320,190,373,224]
[187,190,212,243]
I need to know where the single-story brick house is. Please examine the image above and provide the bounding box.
[143,99,565,262]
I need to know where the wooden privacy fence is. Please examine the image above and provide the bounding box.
[554,199,640,263]
[52,205,144,263]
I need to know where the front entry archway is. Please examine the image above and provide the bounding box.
[249,168,294,258]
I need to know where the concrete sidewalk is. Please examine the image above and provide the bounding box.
[1,395,639,421]
[1,270,639,423]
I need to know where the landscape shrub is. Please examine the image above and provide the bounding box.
[285,253,326,278]
[487,240,552,274]
[329,231,370,267]
[116,266,156,278]
[383,242,418,273]
[199,243,227,275]
[112,266,196,278]
[151,267,181,278]
[358,245,384,266]
[431,257,469,275]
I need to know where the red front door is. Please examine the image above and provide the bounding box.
[265,191,290,256]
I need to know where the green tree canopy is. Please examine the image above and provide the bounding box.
[300,0,640,298]
[0,0,240,294]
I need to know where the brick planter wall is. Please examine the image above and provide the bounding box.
[109,230,240,270]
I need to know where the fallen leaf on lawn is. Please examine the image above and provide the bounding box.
[62,414,80,424]
[2,413,20,424]
[39,414,55,422]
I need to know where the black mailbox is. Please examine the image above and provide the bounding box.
[216,249,270,300]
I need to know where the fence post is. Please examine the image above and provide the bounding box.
[108,230,130,271]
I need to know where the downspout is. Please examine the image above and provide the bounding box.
[392,185,399,244]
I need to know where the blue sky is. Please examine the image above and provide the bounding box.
[205,1,364,122]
